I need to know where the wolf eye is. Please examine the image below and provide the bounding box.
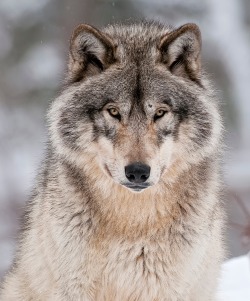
[154,109,168,121]
[107,108,121,120]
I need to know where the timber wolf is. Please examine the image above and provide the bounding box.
[0,21,224,300]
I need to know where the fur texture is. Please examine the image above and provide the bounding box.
[0,21,224,301]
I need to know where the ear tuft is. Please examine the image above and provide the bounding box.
[68,24,116,83]
[159,23,202,84]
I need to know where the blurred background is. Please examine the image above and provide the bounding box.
[0,0,250,280]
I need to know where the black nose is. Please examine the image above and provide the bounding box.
[125,163,151,183]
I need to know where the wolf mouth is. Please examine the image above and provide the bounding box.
[123,183,151,192]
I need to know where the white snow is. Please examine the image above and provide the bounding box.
[217,254,250,301]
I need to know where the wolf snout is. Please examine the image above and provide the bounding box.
[125,163,151,184]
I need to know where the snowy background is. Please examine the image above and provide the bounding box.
[0,0,250,295]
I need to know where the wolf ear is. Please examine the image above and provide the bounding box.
[159,23,202,84]
[68,24,116,82]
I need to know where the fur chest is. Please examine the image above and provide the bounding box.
[89,229,207,301]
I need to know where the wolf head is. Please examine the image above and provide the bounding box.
[48,22,222,193]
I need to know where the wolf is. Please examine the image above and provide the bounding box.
[0,21,224,301]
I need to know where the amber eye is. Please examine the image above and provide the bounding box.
[107,108,121,120]
[154,109,168,121]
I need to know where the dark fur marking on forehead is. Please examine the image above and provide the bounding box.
[133,66,143,103]
[128,66,147,118]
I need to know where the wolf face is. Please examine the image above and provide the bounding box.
[48,22,221,193]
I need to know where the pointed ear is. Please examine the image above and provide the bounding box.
[159,23,202,84]
[68,24,116,82]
